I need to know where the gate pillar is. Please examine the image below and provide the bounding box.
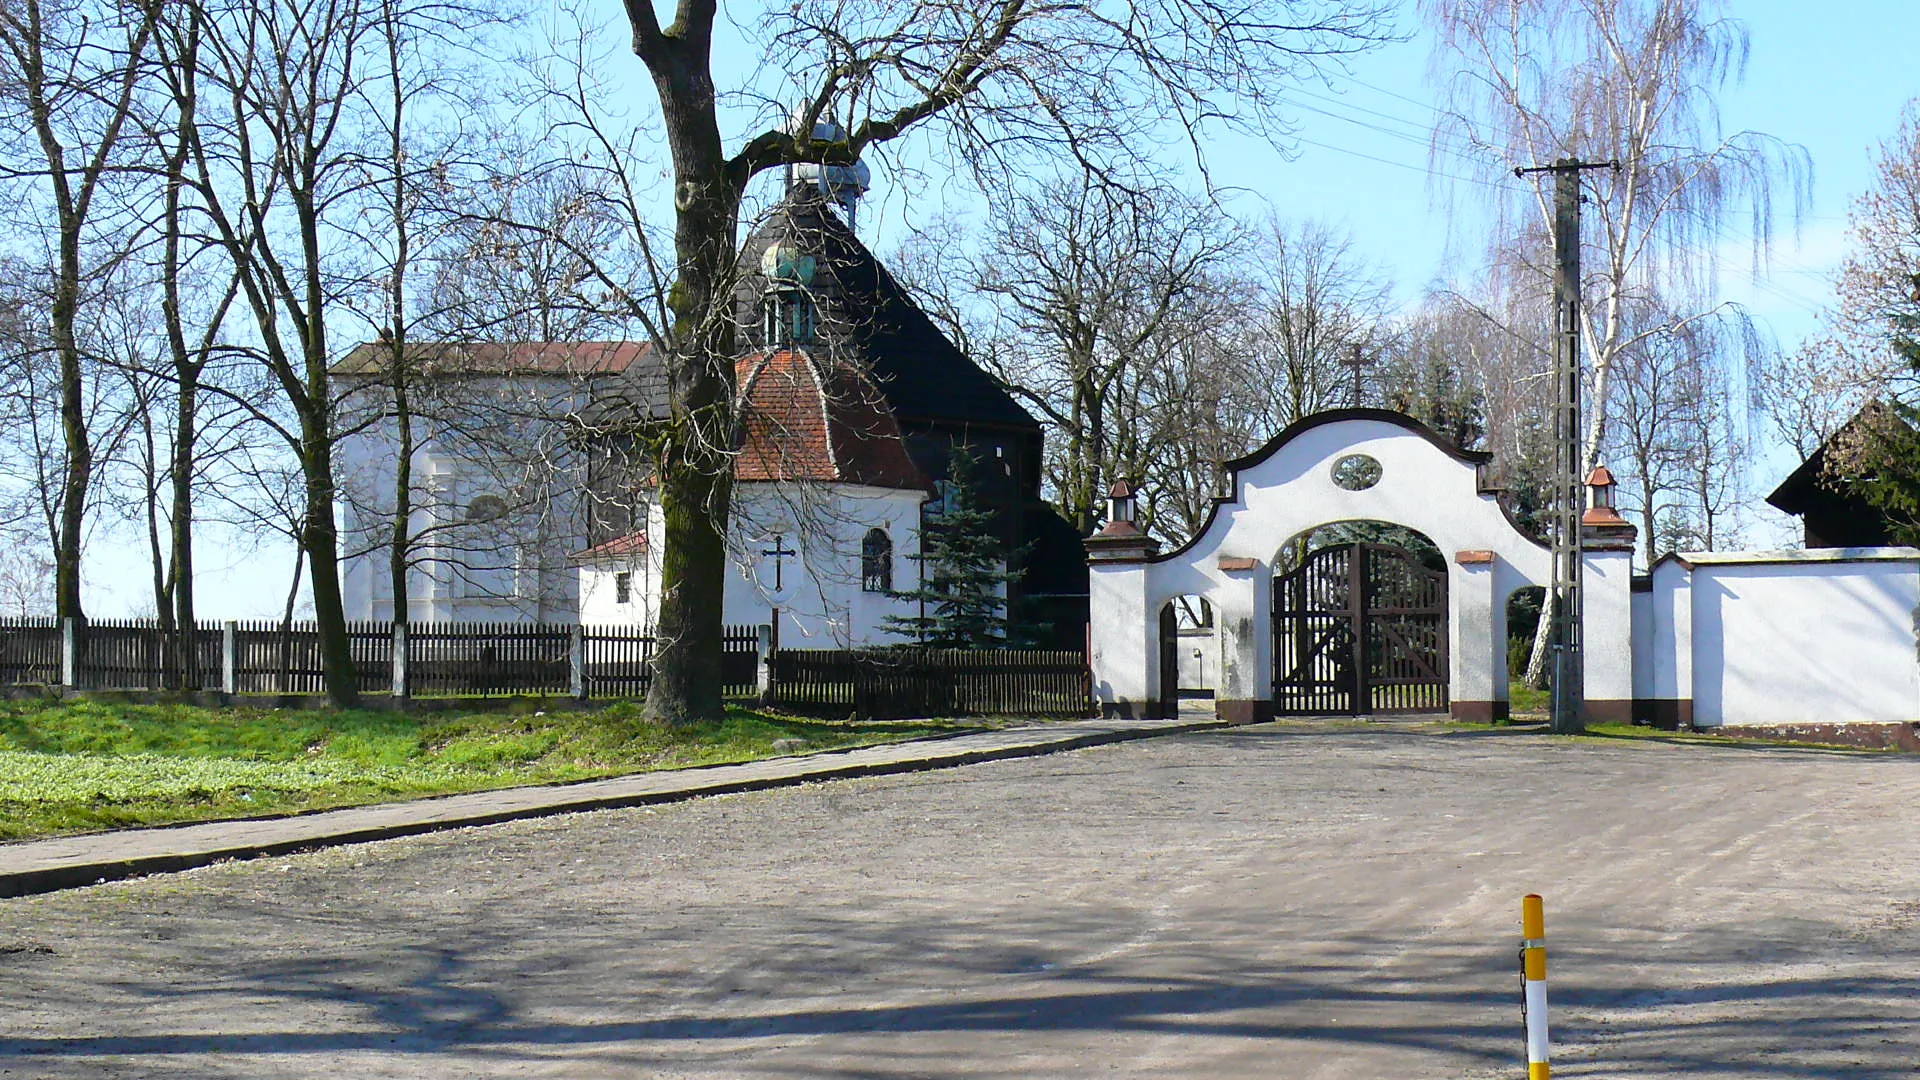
[1581,530,1637,726]
[1088,514,1160,718]
[1450,550,1504,722]
[1213,559,1270,724]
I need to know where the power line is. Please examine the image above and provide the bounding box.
[1289,133,1519,192]
[1276,85,1513,173]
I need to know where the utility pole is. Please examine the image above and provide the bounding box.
[1515,157,1617,735]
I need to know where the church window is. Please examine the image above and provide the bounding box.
[614,572,632,605]
[763,290,816,346]
[861,528,893,592]
[926,480,955,519]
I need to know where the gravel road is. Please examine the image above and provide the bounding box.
[1,724,1916,1078]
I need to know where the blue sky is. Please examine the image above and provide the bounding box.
[91,1,1920,618]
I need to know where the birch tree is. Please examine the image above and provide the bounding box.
[1425,0,1806,682]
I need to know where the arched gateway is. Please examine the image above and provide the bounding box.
[1087,410,1637,723]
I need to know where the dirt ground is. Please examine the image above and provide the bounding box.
[1,724,1916,1079]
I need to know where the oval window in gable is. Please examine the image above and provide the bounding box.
[1330,454,1382,492]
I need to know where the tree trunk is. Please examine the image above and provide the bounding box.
[1522,584,1555,689]
[383,10,414,632]
[641,47,739,727]
[170,375,199,688]
[389,369,413,628]
[301,418,360,707]
[53,274,90,629]
[161,0,203,691]
[280,543,305,692]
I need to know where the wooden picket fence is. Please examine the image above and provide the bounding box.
[0,618,763,699]
[0,618,1093,717]
[0,617,60,686]
[768,648,1094,719]
[578,625,762,699]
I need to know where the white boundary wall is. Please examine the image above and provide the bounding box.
[1634,549,1920,727]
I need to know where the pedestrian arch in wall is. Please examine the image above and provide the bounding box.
[1088,409,1584,723]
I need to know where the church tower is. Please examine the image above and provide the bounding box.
[731,168,1089,646]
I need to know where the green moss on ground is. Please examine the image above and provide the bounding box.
[1574,723,1891,753]
[0,700,970,841]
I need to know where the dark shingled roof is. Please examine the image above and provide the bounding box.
[1766,403,1902,548]
[737,188,1038,432]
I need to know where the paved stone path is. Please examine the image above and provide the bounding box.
[1,725,1915,1078]
[0,715,1221,898]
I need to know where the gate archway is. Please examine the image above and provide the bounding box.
[1087,409,1560,723]
[1272,538,1448,715]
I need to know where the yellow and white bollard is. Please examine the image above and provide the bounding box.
[1522,893,1551,1080]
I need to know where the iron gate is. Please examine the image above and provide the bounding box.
[1272,541,1448,715]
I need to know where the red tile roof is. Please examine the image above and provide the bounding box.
[332,340,652,377]
[571,532,650,563]
[575,350,928,563]
[734,350,930,492]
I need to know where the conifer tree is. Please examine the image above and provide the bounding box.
[885,447,1018,648]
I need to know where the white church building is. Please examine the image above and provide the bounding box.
[332,175,1085,647]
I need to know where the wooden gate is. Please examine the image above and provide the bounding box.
[1272,542,1448,715]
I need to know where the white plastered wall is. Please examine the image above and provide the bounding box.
[1642,550,1920,727]
[1090,416,1559,715]
[578,482,926,645]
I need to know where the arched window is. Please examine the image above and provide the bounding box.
[861,528,893,592]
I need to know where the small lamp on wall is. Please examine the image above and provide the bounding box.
[1582,465,1637,551]
[1087,478,1158,561]
[1108,479,1138,526]
[1584,466,1623,525]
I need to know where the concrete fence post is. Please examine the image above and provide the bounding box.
[756,623,775,705]
[569,624,586,700]
[222,621,238,695]
[60,616,77,690]
[391,623,410,700]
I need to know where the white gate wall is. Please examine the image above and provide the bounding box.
[1088,408,1920,732]
[1640,550,1920,728]
[1088,412,1567,722]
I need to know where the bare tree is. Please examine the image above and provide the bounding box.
[0,0,162,626]
[1763,102,1920,540]
[1607,315,1692,564]
[1760,338,1882,462]
[966,173,1240,534]
[1132,326,1251,539]
[153,0,511,703]
[1831,103,1920,382]
[617,0,1396,723]
[1239,217,1394,431]
[1376,303,1488,451]
[0,530,53,616]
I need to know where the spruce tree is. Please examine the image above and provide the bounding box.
[885,447,1019,648]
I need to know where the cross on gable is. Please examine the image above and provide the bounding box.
[761,533,797,591]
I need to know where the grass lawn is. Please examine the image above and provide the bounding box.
[1507,680,1549,718]
[0,700,974,842]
